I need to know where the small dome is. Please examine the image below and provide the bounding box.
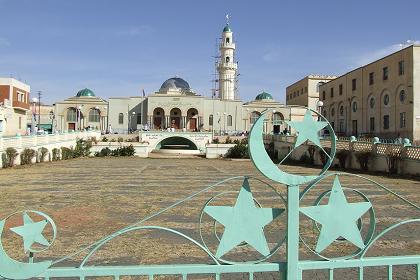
[223,24,231,32]
[76,88,95,97]
[160,77,191,91]
[255,91,273,101]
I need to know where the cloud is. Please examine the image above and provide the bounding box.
[354,41,419,66]
[116,25,154,36]
[0,37,10,47]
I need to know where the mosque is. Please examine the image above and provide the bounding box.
[53,20,305,136]
[106,21,301,135]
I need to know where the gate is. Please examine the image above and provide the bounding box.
[1,107,419,279]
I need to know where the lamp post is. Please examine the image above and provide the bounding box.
[217,112,221,136]
[49,110,55,134]
[31,97,38,134]
[128,111,135,134]
[77,105,83,131]
[223,112,227,135]
[317,100,324,137]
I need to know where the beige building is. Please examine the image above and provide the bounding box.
[319,45,420,142]
[286,75,336,110]
[0,78,30,136]
[53,88,108,132]
[27,103,54,133]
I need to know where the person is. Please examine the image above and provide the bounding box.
[108,125,113,134]
[26,127,31,135]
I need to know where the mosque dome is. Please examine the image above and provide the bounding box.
[159,77,191,92]
[76,88,95,97]
[255,91,273,101]
[223,24,231,32]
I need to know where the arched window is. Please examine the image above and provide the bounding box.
[227,115,232,126]
[226,56,230,63]
[251,111,260,125]
[399,90,405,102]
[118,113,124,124]
[89,108,100,122]
[67,108,77,122]
[209,114,213,126]
[226,37,230,44]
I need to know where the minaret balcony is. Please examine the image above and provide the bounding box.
[217,62,238,70]
[219,42,236,49]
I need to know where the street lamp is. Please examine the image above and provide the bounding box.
[30,98,38,134]
[77,105,83,131]
[223,112,227,135]
[49,110,55,134]
[317,100,324,137]
[217,112,220,136]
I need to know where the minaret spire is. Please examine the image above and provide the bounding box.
[217,16,238,100]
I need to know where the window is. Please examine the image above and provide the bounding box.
[226,37,230,44]
[331,108,335,117]
[383,67,388,80]
[118,113,124,124]
[19,117,22,129]
[251,111,260,124]
[339,120,344,132]
[352,79,357,91]
[339,84,343,95]
[209,114,213,126]
[89,109,100,122]
[399,90,405,102]
[398,60,405,75]
[293,92,296,97]
[370,97,375,109]
[352,120,358,135]
[352,102,357,112]
[370,117,375,131]
[400,112,406,128]
[384,94,390,105]
[137,113,142,124]
[67,108,77,122]
[330,87,334,98]
[340,105,344,116]
[305,86,308,93]
[225,56,230,63]
[322,91,326,100]
[301,88,303,95]
[227,115,232,126]
[286,95,289,101]
[369,72,374,85]
[383,115,390,130]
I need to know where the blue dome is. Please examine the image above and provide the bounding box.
[76,88,95,97]
[160,77,191,91]
[223,24,231,32]
[255,91,273,100]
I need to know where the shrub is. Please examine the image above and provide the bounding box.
[212,138,220,144]
[336,150,350,168]
[224,136,233,144]
[307,146,316,165]
[20,148,36,165]
[225,143,249,159]
[95,147,112,157]
[101,136,108,142]
[90,137,98,144]
[52,148,61,161]
[39,147,49,162]
[3,147,18,168]
[73,138,92,157]
[318,147,332,166]
[117,137,124,143]
[61,147,74,160]
[355,151,372,171]
[299,153,312,165]
[112,145,135,157]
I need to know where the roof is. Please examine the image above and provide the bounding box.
[255,91,273,100]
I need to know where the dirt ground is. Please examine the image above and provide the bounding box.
[0,157,419,279]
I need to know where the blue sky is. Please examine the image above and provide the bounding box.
[0,0,419,104]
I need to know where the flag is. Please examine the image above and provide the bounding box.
[142,89,146,97]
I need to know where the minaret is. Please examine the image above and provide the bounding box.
[218,15,238,100]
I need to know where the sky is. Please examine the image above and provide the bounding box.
[0,0,419,104]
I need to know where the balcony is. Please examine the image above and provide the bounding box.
[217,62,238,70]
[220,42,236,49]
[12,100,30,110]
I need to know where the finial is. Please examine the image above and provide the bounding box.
[225,14,230,25]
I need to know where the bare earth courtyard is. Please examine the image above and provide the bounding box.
[0,157,419,279]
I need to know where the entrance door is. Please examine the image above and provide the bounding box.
[154,117,162,129]
[68,123,76,131]
[171,117,180,129]
[189,118,197,131]
[273,125,280,134]
[352,120,358,136]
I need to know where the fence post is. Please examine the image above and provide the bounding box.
[287,185,300,279]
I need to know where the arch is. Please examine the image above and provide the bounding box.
[155,136,198,151]
[227,114,233,127]
[250,111,261,125]
[187,108,199,131]
[170,108,182,129]
[66,107,77,122]
[209,114,213,126]
[272,112,284,134]
[395,84,406,104]
[88,108,100,122]
[153,107,165,129]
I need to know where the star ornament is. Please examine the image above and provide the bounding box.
[10,213,50,253]
[286,110,328,149]
[300,176,372,253]
[204,178,284,258]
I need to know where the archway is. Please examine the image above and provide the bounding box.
[273,112,284,134]
[170,108,181,129]
[153,107,165,129]
[187,108,198,131]
[154,136,199,155]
